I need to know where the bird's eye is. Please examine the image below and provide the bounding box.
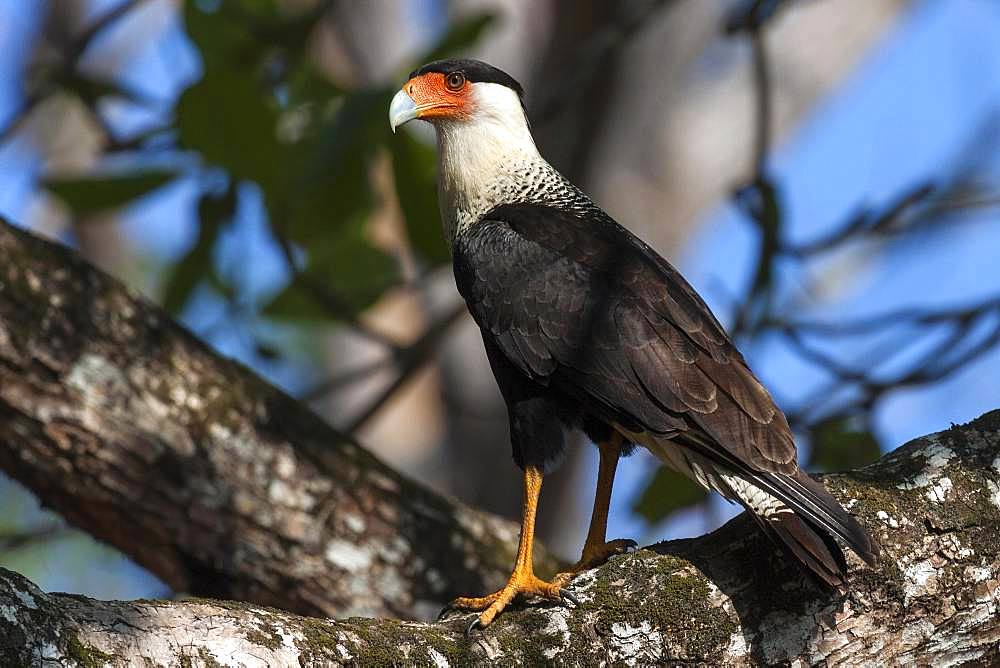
[445,72,466,91]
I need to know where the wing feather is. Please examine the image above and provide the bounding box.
[454,202,796,474]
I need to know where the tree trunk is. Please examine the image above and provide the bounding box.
[2,411,999,665]
[0,217,557,620]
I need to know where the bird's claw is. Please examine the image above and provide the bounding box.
[436,602,457,621]
[460,588,577,637]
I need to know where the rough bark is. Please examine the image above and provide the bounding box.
[0,217,557,620]
[2,411,999,666]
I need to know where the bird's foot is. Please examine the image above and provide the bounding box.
[441,570,577,631]
[552,538,638,587]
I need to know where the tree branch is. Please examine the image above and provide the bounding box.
[2,411,999,665]
[0,217,557,620]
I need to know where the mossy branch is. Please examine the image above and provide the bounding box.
[3,411,999,665]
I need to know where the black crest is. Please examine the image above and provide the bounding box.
[409,59,525,99]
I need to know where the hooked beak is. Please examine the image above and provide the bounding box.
[389,89,419,133]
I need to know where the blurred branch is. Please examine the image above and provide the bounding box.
[272,228,402,349]
[345,302,467,433]
[781,293,1000,336]
[728,3,782,338]
[783,298,1000,427]
[0,523,68,553]
[299,299,468,408]
[532,0,679,125]
[0,0,151,146]
[716,1,1000,443]
[749,22,771,176]
[780,183,935,257]
[301,357,395,402]
[66,0,149,62]
[724,0,800,34]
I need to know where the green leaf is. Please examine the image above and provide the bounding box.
[45,170,176,216]
[160,187,238,314]
[183,0,263,70]
[632,467,709,523]
[807,417,881,472]
[391,131,449,266]
[177,68,286,191]
[278,89,391,247]
[263,220,399,321]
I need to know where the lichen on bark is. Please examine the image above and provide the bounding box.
[2,412,998,666]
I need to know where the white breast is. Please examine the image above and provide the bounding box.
[433,83,547,242]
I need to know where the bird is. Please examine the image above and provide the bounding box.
[389,58,877,630]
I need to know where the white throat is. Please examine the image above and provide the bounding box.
[433,82,544,243]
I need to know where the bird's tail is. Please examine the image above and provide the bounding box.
[628,430,878,586]
[726,468,879,587]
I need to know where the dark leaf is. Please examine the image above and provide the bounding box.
[161,186,238,314]
[632,467,709,523]
[183,0,262,70]
[263,221,399,322]
[277,89,391,246]
[177,68,286,192]
[45,170,176,216]
[807,417,881,472]
[391,131,448,265]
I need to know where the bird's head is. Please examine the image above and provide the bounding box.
[390,59,539,241]
[389,59,529,137]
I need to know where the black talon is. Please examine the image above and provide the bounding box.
[465,616,482,637]
[559,588,580,607]
[436,603,456,622]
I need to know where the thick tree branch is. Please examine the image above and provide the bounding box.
[0,217,557,619]
[2,411,999,665]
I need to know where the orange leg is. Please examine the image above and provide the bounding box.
[554,433,636,586]
[446,464,572,629]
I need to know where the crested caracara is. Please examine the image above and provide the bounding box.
[389,59,877,630]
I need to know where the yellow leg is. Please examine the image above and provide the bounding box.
[554,434,636,586]
[446,464,570,629]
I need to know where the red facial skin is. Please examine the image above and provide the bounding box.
[403,72,474,121]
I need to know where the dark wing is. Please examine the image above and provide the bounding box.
[453,202,795,475]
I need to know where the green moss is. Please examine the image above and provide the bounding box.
[843,478,907,516]
[244,623,283,651]
[65,632,115,668]
[296,616,347,664]
[341,617,468,668]
[421,629,466,667]
[581,551,737,662]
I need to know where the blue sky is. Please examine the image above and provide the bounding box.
[610,0,1000,543]
[0,0,998,597]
